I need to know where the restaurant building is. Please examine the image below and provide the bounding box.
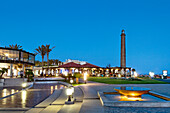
[34,59,133,77]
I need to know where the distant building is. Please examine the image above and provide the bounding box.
[34,59,133,77]
[34,59,101,76]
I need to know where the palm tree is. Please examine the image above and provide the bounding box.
[49,59,54,66]
[45,45,55,68]
[106,64,111,68]
[8,44,23,49]
[132,69,136,72]
[0,68,8,78]
[43,61,47,66]
[74,72,81,84]
[35,45,46,76]
[58,61,63,66]
[53,59,59,66]
[35,60,42,66]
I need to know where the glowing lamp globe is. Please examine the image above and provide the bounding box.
[149,72,154,78]
[22,83,27,88]
[66,88,73,96]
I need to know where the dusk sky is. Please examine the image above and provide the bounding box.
[0,0,170,74]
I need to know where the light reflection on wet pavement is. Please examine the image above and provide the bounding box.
[0,87,21,98]
[0,83,64,108]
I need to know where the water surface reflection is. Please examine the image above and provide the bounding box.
[0,83,64,108]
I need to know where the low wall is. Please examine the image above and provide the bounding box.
[34,77,64,81]
[4,78,27,87]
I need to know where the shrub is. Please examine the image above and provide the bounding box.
[128,77,142,81]
[0,68,8,79]
[25,69,34,82]
[74,72,82,84]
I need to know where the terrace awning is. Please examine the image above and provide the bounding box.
[58,62,100,68]
[81,63,100,68]
[58,62,81,68]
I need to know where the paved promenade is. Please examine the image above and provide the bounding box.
[0,82,170,113]
[83,83,170,113]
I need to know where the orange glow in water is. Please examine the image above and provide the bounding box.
[119,96,142,101]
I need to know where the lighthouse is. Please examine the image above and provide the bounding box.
[120,29,126,68]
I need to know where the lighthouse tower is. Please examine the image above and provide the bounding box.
[120,29,126,68]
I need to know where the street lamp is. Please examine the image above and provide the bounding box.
[84,72,87,84]
[149,72,154,79]
[22,83,27,88]
[65,86,74,104]
[163,70,168,79]
[70,79,74,84]
[63,71,68,81]
[66,87,72,101]
[64,71,68,76]
[70,86,74,98]
[134,71,138,78]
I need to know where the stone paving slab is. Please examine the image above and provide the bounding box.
[58,102,82,113]
[79,85,98,99]
[35,89,62,108]
[25,108,44,113]
[40,105,63,113]
[79,99,104,113]
[0,111,25,113]
[0,108,29,113]
[51,88,67,105]
[74,86,84,102]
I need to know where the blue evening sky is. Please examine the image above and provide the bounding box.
[0,0,170,74]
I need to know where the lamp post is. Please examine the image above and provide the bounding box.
[66,87,72,101]
[149,72,154,79]
[65,86,75,104]
[22,82,27,89]
[134,71,138,78]
[70,79,74,84]
[84,72,87,84]
[162,70,168,79]
[70,86,74,98]
[64,71,68,81]
[64,71,68,76]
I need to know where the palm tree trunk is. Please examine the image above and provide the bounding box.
[47,53,49,70]
[0,74,3,78]
[42,55,44,76]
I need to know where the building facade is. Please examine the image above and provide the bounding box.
[0,47,35,77]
